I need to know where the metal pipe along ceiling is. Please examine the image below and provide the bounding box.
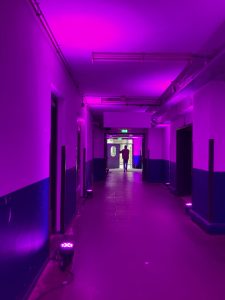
[148,46,225,121]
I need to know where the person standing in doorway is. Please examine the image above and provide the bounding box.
[120,145,129,172]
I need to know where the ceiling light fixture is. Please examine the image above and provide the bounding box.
[101,96,160,106]
[92,52,208,63]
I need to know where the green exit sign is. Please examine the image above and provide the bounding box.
[121,129,128,133]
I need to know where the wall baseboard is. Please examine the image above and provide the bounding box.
[190,209,225,234]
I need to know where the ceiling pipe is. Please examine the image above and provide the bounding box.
[101,96,160,106]
[28,0,81,94]
[84,96,161,107]
[148,46,225,120]
[92,52,207,63]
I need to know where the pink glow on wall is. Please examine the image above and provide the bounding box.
[48,9,150,56]
[184,105,194,113]
[15,231,48,255]
[84,107,93,162]
[50,14,120,53]
[104,112,152,128]
[157,123,170,128]
[85,97,101,105]
[133,137,142,156]
[164,125,170,161]
[1,230,48,256]
[193,84,211,170]
[207,82,225,172]
[137,79,172,95]
[40,0,225,56]
[148,128,166,160]
[131,66,186,96]
[0,1,81,241]
[193,81,225,172]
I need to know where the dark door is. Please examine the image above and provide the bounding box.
[60,145,66,233]
[107,144,120,169]
[76,128,81,189]
[50,95,58,233]
[176,126,192,195]
[142,134,148,179]
[83,148,86,196]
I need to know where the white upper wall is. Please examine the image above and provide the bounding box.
[104,112,152,128]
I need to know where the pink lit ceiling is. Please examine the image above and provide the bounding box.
[39,0,225,111]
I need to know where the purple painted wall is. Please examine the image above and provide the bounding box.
[148,128,166,159]
[132,137,142,168]
[0,0,81,197]
[164,125,170,161]
[93,126,106,181]
[94,126,105,158]
[193,80,225,172]
[104,112,152,128]
[155,95,193,164]
[0,1,81,298]
[191,80,225,232]
[85,107,94,162]
[142,128,169,182]
[78,106,94,191]
[133,137,142,156]
[169,111,193,163]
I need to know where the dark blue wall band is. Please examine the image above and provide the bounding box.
[192,168,209,220]
[190,209,225,234]
[64,167,76,229]
[191,168,225,233]
[93,158,106,181]
[143,159,169,183]
[85,160,93,189]
[133,155,142,169]
[169,161,176,191]
[0,178,49,300]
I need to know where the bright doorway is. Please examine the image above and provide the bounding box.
[107,138,133,170]
[106,135,143,170]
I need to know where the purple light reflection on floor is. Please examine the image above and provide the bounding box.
[30,170,225,300]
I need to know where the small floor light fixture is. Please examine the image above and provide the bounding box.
[185,202,192,214]
[59,241,75,271]
[86,189,93,198]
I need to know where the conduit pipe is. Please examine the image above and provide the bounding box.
[92,52,206,62]
[149,45,225,121]
[28,0,81,94]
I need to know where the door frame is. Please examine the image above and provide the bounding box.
[176,124,193,196]
[49,94,58,233]
[104,132,145,171]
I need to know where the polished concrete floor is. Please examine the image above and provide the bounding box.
[30,170,225,300]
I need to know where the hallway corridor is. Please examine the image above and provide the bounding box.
[30,171,225,300]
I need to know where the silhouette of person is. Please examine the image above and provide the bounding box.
[120,145,129,172]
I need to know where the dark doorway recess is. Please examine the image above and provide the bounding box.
[176,125,193,196]
[76,128,81,190]
[83,147,86,197]
[60,145,66,233]
[50,94,58,233]
[208,138,214,222]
